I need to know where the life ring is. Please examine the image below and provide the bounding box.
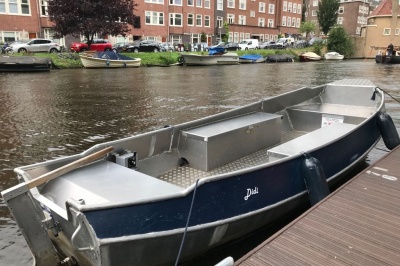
[178,56,185,64]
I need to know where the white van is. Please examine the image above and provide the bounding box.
[239,39,259,50]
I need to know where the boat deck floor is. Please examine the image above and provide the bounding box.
[158,130,307,188]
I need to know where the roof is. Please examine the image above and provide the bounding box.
[370,0,392,16]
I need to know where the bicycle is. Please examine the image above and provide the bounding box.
[57,52,80,60]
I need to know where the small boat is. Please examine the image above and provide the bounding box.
[299,52,321,62]
[375,54,400,64]
[79,51,141,68]
[179,47,239,66]
[266,54,295,63]
[3,79,399,266]
[324,52,344,60]
[0,55,52,72]
[239,54,266,63]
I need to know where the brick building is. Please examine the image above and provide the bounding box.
[0,0,302,46]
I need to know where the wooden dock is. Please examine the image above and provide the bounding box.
[235,145,400,266]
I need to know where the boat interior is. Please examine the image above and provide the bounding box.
[18,81,381,211]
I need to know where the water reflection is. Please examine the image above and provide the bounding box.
[0,59,399,265]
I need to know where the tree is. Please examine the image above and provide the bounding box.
[299,21,316,41]
[317,0,340,35]
[48,0,137,49]
[327,26,355,58]
[222,22,229,42]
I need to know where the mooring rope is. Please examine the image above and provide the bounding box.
[174,178,200,266]
[378,87,400,104]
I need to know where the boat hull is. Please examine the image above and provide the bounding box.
[181,53,239,66]
[80,55,141,68]
[375,55,400,64]
[324,52,344,60]
[0,55,51,72]
[299,52,321,62]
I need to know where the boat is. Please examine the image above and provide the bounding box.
[239,54,266,63]
[324,52,344,60]
[79,51,141,68]
[179,47,239,66]
[266,54,295,63]
[375,53,400,64]
[0,55,52,72]
[299,52,321,62]
[2,79,399,266]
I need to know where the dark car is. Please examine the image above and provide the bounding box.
[220,42,240,51]
[262,41,277,49]
[127,40,161,53]
[112,42,130,53]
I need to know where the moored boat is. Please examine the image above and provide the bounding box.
[324,51,344,60]
[375,54,400,64]
[2,79,399,266]
[0,55,52,72]
[179,47,239,66]
[79,51,141,68]
[239,54,266,63]
[299,52,321,62]
[266,54,295,63]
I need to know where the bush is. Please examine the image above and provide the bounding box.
[327,26,355,58]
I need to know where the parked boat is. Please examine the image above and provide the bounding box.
[239,54,266,63]
[3,79,399,266]
[324,52,344,60]
[299,52,321,62]
[375,54,400,64]
[79,51,141,68]
[179,47,239,66]
[266,54,295,63]
[0,55,52,72]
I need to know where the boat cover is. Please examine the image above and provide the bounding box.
[94,51,135,60]
[266,54,295,62]
[208,47,225,55]
[239,54,263,62]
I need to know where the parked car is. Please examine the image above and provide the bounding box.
[308,37,324,46]
[124,40,161,53]
[212,42,240,51]
[275,38,293,49]
[9,38,61,53]
[259,41,274,49]
[112,42,130,53]
[70,39,113,52]
[239,39,259,50]
[193,42,209,51]
[160,42,174,52]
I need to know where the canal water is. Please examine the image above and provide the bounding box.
[0,59,399,265]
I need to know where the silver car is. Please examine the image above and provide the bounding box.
[10,38,61,53]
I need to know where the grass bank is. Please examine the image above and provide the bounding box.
[8,48,310,69]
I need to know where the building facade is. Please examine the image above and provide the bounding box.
[0,0,303,46]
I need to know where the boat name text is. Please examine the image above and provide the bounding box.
[244,187,259,200]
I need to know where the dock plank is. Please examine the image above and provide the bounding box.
[236,145,400,266]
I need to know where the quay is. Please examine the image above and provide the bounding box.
[235,145,400,266]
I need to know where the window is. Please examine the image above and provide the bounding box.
[383,28,391,35]
[287,17,291,26]
[259,18,265,27]
[170,0,182,5]
[228,0,235,8]
[239,0,246,10]
[228,14,235,24]
[245,33,250,38]
[298,4,301,14]
[146,0,163,3]
[288,2,292,12]
[292,17,296,26]
[146,11,164,25]
[265,34,269,41]
[282,16,286,26]
[188,0,193,5]
[312,10,317,16]
[204,0,210,8]
[196,15,202,26]
[234,32,239,43]
[205,15,210,26]
[268,4,274,14]
[196,0,202,7]
[268,19,274,27]
[188,14,194,26]
[0,0,29,15]
[217,16,223,28]
[239,15,246,25]
[283,1,287,11]
[339,6,344,14]
[259,2,265,12]
[337,17,343,24]
[293,3,297,13]
[313,0,318,6]
[250,10,255,17]
[229,32,233,42]
[296,18,300,27]
[217,0,223,10]
[356,27,361,34]
[170,13,182,26]
[40,0,47,16]
[396,28,400,35]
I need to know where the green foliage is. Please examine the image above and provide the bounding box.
[311,42,325,56]
[317,0,340,35]
[201,32,207,42]
[299,21,316,41]
[222,22,229,42]
[327,26,355,58]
